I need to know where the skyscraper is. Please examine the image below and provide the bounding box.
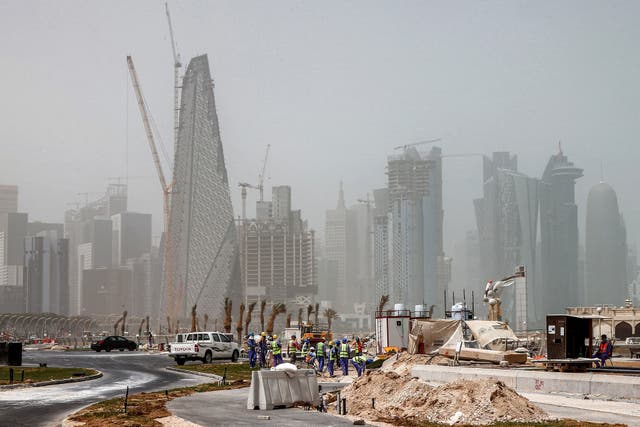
[324,182,348,311]
[0,185,18,215]
[167,54,240,321]
[584,182,628,306]
[539,149,582,316]
[474,152,539,328]
[386,146,444,310]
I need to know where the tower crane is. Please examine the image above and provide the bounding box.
[126,55,177,321]
[394,138,442,152]
[238,182,260,221]
[165,2,181,153]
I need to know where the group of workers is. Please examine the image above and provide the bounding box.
[245,332,367,377]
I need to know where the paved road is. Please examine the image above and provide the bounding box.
[168,387,356,426]
[0,351,211,427]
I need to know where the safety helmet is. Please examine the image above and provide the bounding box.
[335,340,341,345]
[261,332,266,336]
[356,337,360,342]
[342,337,347,343]
[249,332,254,336]
[291,334,296,338]
[273,334,278,339]
[310,346,315,350]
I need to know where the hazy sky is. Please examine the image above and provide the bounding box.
[2,1,639,254]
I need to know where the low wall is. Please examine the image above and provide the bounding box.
[247,369,320,410]
[412,365,640,400]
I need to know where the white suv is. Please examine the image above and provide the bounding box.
[169,331,240,365]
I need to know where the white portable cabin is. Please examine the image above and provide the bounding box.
[375,304,411,353]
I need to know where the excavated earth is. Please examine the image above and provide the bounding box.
[332,353,548,425]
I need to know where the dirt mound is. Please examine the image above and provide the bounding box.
[380,352,449,376]
[337,370,547,425]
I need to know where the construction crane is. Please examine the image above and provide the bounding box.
[257,144,270,201]
[238,182,260,221]
[126,55,177,321]
[394,138,442,152]
[165,2,182,153]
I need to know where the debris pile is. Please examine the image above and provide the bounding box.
[335,353,547,425]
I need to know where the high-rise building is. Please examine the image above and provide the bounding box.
[111,212,152,266]
[24,231,69,315]
[584,182,628,306]
[385,146,445,311]
[539,149,582,317]
[167,54,240,321]
[474,152,539,328]
[325,183,348,311]
[271,186,292,223]
[0,185,18,215]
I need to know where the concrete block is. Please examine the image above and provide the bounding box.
[590,374,640,400]
[515,370,592,395]
[249,369,320,410]
[247,371,260,410]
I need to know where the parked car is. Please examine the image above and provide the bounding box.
[91,336,137,352]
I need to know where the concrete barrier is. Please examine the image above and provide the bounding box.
[247,369,320,410]
[412,365,639,400]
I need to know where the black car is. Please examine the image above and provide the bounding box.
[91,336,137,352]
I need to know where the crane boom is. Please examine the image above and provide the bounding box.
[165,2,182,155]
[127,55,177,321]
[394,138,442,151]
[258,144,270,201]
[127,56,169,192]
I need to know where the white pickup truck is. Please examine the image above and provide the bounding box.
[169,331,240,365]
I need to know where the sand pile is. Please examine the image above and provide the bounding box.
[338,370,547,425]
[380,352,450,376]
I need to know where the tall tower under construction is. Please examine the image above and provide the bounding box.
[167,54,240,322]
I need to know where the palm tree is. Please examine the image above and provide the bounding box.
[190,304,197,332]
[166,316,172,335]
[313,302,320,325]
[203,314,209,331]
[260,301,267,332]
[286,313,292,328]
[245,302,256,335]
[223,298,233,333]
[266,303,286,335]
[297,308,303,326]
[236,303,245,344]
[324,308,338,332]
[306,304,313,323]
[378,294,390,314]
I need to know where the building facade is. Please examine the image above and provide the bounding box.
[539,150,583,317]
[167,54,240,322]
[324,183,348,311]
[584,182,628,306]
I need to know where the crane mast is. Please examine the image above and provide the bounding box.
[126,55,177,322]
[258,144,270,201]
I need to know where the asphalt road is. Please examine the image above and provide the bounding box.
[0,350,211,427]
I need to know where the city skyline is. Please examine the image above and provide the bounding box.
[1,2,640,255]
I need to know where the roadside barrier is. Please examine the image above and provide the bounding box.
[247,369,320,410]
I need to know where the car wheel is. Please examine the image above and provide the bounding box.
[231,350,239,362]
[106,348,111,352]
[119,348,125,351]
[96,349,101,352]
[203,351,212,364]
[176,357,186,366]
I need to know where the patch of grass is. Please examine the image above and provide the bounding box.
[174,362,253,382]
[68,380,247,426]
[0,366,97,385]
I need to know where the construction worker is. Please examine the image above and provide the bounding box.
[327,340,338,377]
[301,337,310,359]
[316,338,326,372]
[271,334,283,367]
[287,334,299,363]
[247,332,257,368]
[353,336,363,356]
[593,334,613,368]
[258,332,268,368]
[351,354,366,377]
[306,346,317,369]
[340,337,350,376]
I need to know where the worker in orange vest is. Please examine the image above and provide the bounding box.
[592,334,613,368]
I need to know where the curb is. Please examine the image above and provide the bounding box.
[166,366,223,381]
[0,371,103,390]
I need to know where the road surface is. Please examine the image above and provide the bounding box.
[0,350,211,427]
